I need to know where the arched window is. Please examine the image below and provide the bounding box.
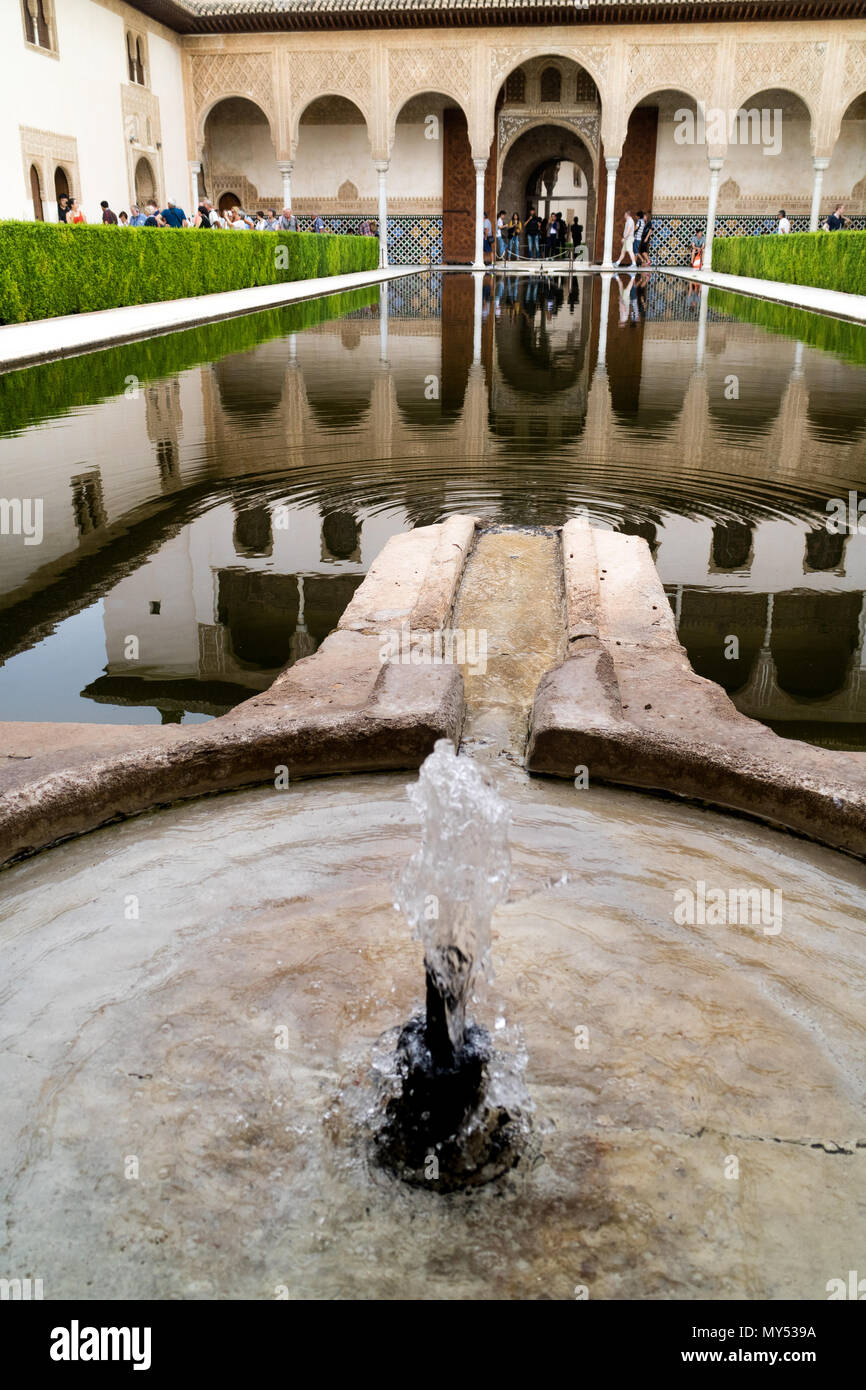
[135,156,157,208]
[504,69,526,103]
[126,32,136,83]
[540,67,562,103]
[22,0,53,52]
[136,37,145,86]
[30,165,44,221]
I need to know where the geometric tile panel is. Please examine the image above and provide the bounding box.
[651,213,866,266]
[295,212,443,265]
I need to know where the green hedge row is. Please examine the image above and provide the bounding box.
[0,221,380,324]
[0,285,379,438]
[711,229,866,296]
[709,288,866,367]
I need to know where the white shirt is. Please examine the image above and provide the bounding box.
[623,215,635,240]
[778,217,791,234]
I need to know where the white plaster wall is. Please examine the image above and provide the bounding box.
[652,112,815,200]
[292,122,442,202]
[0,0,188,223]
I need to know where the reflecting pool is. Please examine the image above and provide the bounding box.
[0,272,864,743]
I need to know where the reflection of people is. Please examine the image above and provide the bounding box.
[614,209,636,267]
[615,272,634,324]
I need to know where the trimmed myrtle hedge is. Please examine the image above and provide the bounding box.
[709,288,866,367]
[0,285,379,438]
[711,229,866,296]
[0,221,380,324]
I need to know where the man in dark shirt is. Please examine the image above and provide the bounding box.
[57,196,70,222]
[827,204,849,230]
[525,210,540,259]
[100,201,118,225]
[160,201,188,228]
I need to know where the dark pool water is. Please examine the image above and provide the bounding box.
[0,271,864,744]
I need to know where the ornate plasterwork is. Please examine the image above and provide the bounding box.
[289,47,373,140]
[388,45,474,117]
[841,39,866,104]
[732,39,825,114]
[497,106,600,161]
[191,51,275,134]
[489,43,610,96]
[121,84,165,209]
[625,42,716,108]
[20,126,80,203]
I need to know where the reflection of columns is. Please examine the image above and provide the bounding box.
[473,271,483,364]
[189,161,202,214]
[703,157,723,270]
[473,157,487,270]
[602,157,619,269]
[696,284,709,367]
[793,339,804,378]
[288,332,297,364]
[809,157,830,232]
[374,160,389,267]
[379,281,389,363]
[278,161,293,208]
[596,275,612,369]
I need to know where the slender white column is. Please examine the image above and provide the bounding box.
[379,281,389,363]
[596,274,612,369]
[374,161,389,268]
[473,270,483,363]
[473,157,487,270]
[809,157,829,232]
[278,162,293,209]
[189,161,202,215]
[696,284,709,367]
[602,157,619,269]
[703,157,724,270]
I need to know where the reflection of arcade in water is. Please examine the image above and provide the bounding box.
[0,273,864,737]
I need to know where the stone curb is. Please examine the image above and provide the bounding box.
[527,522,866,858]
[0,517,478,866]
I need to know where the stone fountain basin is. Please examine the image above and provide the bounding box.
[0,770,863,1300]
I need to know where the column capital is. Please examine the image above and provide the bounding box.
[189,161,202,173]
[278,161,293,174]
[604,156,620,173]
[812,156,831,170]
[473,157,488,175]
[708,156,725,173]
[373,159,389,174]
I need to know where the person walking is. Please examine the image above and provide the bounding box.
[100,200,118,225]
[496,210,507,261]
[556,212,567,254]
[614,209,637,267]
[508,212,521,261]
[637,211,653,266]
[570,214,583,249]
[525,208,540,260]
[826,203,849,230]
[633,210,646,253]
[777,209,791,234]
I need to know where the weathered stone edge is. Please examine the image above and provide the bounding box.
[0,518,478,867]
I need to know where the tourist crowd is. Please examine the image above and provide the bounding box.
[54,195,379,236]
[486,207,589,261]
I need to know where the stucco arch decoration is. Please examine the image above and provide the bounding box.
[192,51,278,149]
[824,38,866,152]
[731,39,826,143]
[496,112,599,193]
[484,43,611,151]
[386,45,474,148]
[288,48,374,154]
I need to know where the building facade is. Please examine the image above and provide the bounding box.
[4,0,866,265]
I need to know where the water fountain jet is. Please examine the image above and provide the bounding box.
[371,739,530,1191]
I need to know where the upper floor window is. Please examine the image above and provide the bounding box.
[21,0,56,55]
[504,69,526,104]
[540,67,562,103]
[127,30,148,86]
